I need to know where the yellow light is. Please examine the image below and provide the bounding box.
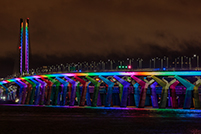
[15,98,19,103]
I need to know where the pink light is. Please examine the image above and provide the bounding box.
[128,65,131,69]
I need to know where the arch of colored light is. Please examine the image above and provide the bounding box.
[1,71,201,85]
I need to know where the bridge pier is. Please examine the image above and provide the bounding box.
[113,75,130,107]
[86,76,101,107]
[131,75,154,108]
[76,82,81,105]
[35,78,46,105]
[65,76,78,106]
[174,75,195,109]
[47,77,61,105]
[40,77,53,105]
[133,83,140,107]
[193,78,201,109]
[1,85,8,101]
[30,79,41,105]
[150,82,159,108]
[74,76,87,106]
[23,79,36,105]
[15,80,27,104]
[86,81,92,106]
[99,76,114,107]
[151,76,177,108]
[56,77,68,106]
[170,80,179,108]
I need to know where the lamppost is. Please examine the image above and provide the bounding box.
[194,54,199,70]
[181,56,183,69]
[166,57,168,69]
[102,61,105,70]
[149,59,151,68]
[175,58,177,69]
[189,58,191,70]
[153,58,155,68]
[161,58,163,69]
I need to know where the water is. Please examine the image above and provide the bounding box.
[0,105,201,134]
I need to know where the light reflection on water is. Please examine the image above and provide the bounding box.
[1,104,201,118]
[1,104,201,133]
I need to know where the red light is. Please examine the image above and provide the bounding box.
[19,46,21,49]
[128,65,131,69]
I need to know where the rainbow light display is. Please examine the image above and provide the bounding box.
[25,18,29,74]
[1,71,201,85]
[19,19,23,75]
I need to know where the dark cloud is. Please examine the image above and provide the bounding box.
[0,0,201,76]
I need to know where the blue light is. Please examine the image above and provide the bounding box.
[79,70,82,72]
[163,68,166,70]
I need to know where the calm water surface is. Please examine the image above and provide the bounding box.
[0,105,201,134]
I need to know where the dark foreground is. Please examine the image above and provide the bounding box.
[1,105,201,134]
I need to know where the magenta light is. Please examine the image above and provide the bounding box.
[128,65,131,69]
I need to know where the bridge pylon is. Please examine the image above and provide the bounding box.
[18,18,30,75]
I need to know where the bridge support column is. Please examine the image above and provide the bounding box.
[193,79,201,109]
[47,77,61,105]
[131,75,154,108]
[0,87,3,99]
[151,76,177,108]
[99,76,114,107]
[40,77,53,105]
[65,76,78,106]
[174,75,195,109]
[150,82,159,108]
[30,79,41,105]
[113,75,130,107]
[170,80,179,108]
[86,81,92,106]
[56,77,69,106]
[1,85,8,101]
[23,79,36,105]
[20,80,31,104]
[15,80,27,104]
[133,83,140,107]
[86,76,101,107]
[76,82,81,105]
[35,78,46,105]
[74,76,87,106]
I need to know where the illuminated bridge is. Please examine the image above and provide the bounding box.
[1,71,201,109]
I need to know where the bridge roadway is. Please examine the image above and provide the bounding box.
[1,71,201,109]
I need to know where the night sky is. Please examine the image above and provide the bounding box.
[1,0,201,77]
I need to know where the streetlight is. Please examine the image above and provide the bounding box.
[153,58,155,68]
[194,54,199,69]
[161,58,163,69]
[189,58,191,70]
[181,56,183,69]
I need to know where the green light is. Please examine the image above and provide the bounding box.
[122,66,124,68]
[118,66,121,68]
[125,66,127,68]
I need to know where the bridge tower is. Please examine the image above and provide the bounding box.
[19,18,30,75]
[19,18,23,75]
[25,18,30,74]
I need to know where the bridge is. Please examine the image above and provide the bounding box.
[1,19,201,109]
[1,71,201,109]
